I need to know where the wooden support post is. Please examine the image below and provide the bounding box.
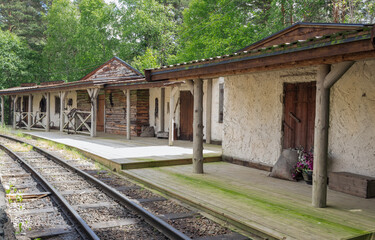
[126,89,131,140]
[169,87,178,146]
[87,89,100,137]
[160,88,165,132]
[59,91,67,132]
[1,96,4,126]
[45,93,50,132]
[27,94,32,130]
[313,65,330,208]
[186,80,194,94]
[193,79,204,174]
[13,96,18,129]
[206,79,212,144]
[313,61,354,208]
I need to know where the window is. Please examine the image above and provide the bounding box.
[219,83,224,123]
[55,96,61,114]
[155,98,159,118]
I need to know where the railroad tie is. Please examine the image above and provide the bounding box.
[90,219,138,229]
[158,212,198,220]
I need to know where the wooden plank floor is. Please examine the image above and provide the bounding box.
[123,162,375,240]
[22,131,221,165]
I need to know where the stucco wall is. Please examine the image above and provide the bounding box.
[328,60,375,177]
[223,67,317,166]
[149,80,223,142]
[223,60,375,177]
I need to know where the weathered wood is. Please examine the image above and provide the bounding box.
[13,96,18,128]
[126,89,131,140]
[26,226,72,239]
[206,79,212,144]
[45,92,50,132]
[0,96,4,126]
[90,219,137,229]
[148,39,375,82]
[160,88,165,132]
[59,91,67,132]
[27,94,32,130]
[193,79,204,174]
[6,191,50,200]
[312,65,330,208]
[180,91,194,140]
[323,61,355,89]
[87,88,100,137]
[329,172,375,198]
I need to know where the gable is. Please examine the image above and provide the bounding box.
[82,57,143,81]
[240,23,367,51]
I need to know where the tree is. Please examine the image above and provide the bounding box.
[117,0,178,65]
[131,48,160,72]
[174,0,272,63]
[0,30,32,88]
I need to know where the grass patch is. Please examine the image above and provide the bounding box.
[157,168,368,236]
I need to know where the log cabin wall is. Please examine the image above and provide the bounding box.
[77,90,91,111]
[104,89,149,136]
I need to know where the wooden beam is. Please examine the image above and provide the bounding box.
[323,61,355,89]
[169,87,178,146]
[12,96,18,129]
[87,89,100,137]
[27,94,32,130]
[160,88,165,132]
[126,89,131,140]
[312,65,330,208]
[45,93,50,132]
[1,96,4,126]
[59,91,67,132]
[206,79,212,144]
[186,80,194,94]
[193,79,204,174]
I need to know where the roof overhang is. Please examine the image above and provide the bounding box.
[145,26,375,82]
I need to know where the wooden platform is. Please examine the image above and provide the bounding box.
[122,162,375,240]
[22,130,222,172]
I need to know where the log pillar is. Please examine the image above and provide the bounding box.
[13,96,18,129]
[1,96,4,126]
[160,88,165,132]
[312,65,330,208]
[27,94,32,130]
[206,79,212,144]
[87,89,100,137]
[59,91,67,132]
[45,93,50,132]
[193,79,204,174]
[168,87,178,146]
[312,61,354,208]
[126,89,131,140]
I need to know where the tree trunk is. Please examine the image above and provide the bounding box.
[193,79,204,174]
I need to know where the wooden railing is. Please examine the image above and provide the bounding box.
[63,109,92,135]
[15,111,52,130]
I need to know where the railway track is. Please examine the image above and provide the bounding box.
[0,134,250,240]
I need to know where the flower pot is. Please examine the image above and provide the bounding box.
[302,170,313,185]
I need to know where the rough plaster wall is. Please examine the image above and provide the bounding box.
[149,88,171,133]
[211,77,224,142]
[223,67,316,166]
[329,60,375,177]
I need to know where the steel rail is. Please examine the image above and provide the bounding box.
[0,134,191,240]
[0,141,100,240]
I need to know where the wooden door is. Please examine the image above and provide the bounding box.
[22,96,29,123]
[283,82,316,150]
[97,94,105,132]
[179,91,194,141]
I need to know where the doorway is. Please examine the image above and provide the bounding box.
[283,82,316,150]
[179,91,194,141]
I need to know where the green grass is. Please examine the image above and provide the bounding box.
[156,167,368,236]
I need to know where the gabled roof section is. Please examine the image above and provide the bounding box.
[237,22,371,52]
[81,56,144,81]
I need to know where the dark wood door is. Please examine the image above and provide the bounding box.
[97,94,105,132]
[179,91,194,141]
[283,82,316,150]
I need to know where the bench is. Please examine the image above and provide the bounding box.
[329,172,375,198]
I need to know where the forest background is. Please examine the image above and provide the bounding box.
[1,0,375,89]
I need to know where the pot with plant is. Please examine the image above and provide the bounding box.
[292,147,314,185]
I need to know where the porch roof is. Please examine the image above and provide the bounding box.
[145,23,375,81]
